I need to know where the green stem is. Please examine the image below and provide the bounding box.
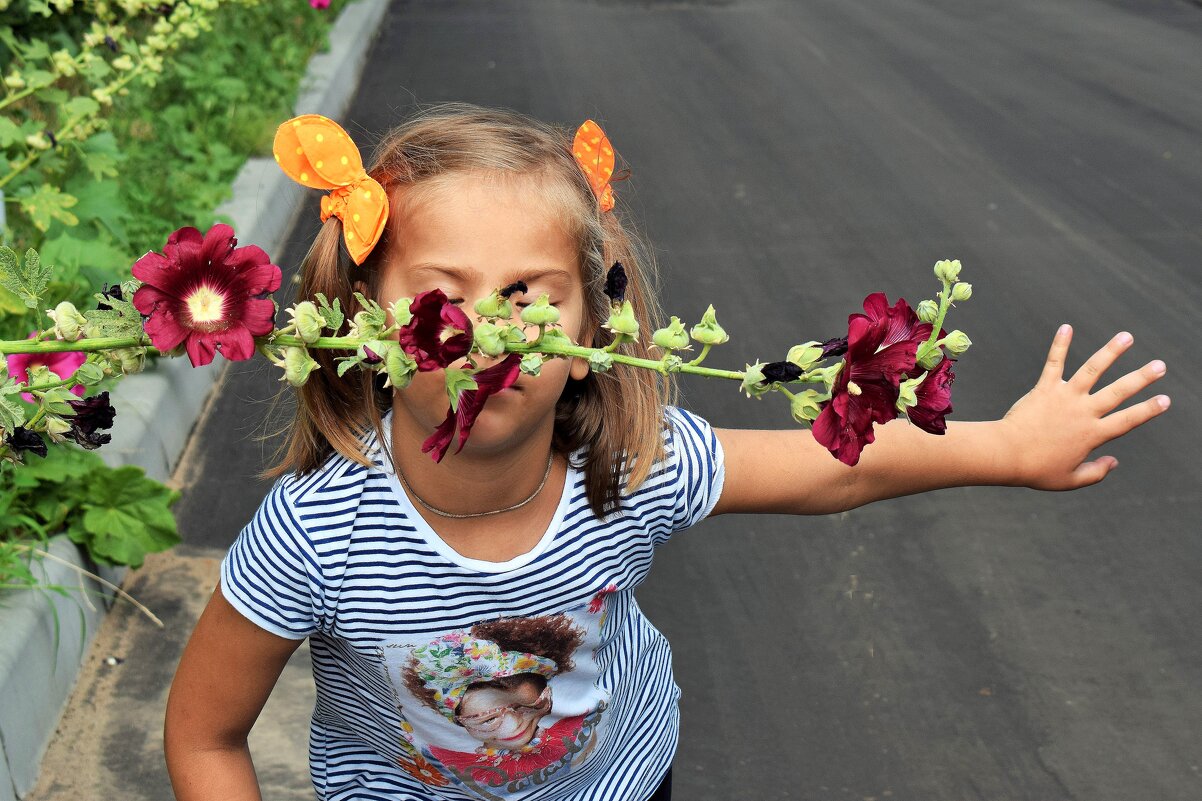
[686,343,712,366]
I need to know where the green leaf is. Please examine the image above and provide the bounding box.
[39,229,131,276]
[78,465,180,569]
[0,374,29,434]
[0,246,51,310]
[9,444,97,488]
[24,70,55,89]
[0,117,21,148]
[443,369,478,413]
[313,292,343,334]
[77,132,122,181]
[63,96,101,120]
[18,184,79,232]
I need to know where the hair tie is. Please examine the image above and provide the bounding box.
[573,119,616,212]
[273,114,389,266]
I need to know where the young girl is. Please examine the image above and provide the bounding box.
[162,102,1169,801]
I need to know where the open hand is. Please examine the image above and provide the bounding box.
[999,325,1170,490]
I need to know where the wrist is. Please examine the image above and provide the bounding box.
[983,417,1027,487]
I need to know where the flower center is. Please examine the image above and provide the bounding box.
[186,284,227,329]
[847,380,862,396]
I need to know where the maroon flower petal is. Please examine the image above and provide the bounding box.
[398,290,474,371]
[420,354,522,462]
[907,358,955,434]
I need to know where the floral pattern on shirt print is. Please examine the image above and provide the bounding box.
[382,587,621,797]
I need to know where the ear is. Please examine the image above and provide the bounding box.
[569,354,591,382]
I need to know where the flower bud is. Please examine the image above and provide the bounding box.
[916,299,939,323]
[942,330,972,356]
[72,361,107,387]
[25,132,51,151]
[652,316,690,351]
[473,290,512,320]
[4,71,24,90]
[473,321,507,357]
[951,282,972,302]
[588,351,614,373]
[786,341,824,370]
[385,297,413,328]
[739,362,771,399]
[520,294,560,326]
[933,259,962,283]
[112,54,134,71]
[46,301,88,341]
[384,347,417,390]
[789,390,823,424]
[603,300,639,338]
[51,50,76,77]
[289,300,326,344]
[108,347,145,374]
[520,354,544,376]
[916,345,944,370]
[689,305,729,346]
[896,373,924,412]
[281,346,319,387]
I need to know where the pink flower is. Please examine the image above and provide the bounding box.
[5,332,87,403]
[812,293,931,466]
[309,0,330,7]
[397,289,473,372]
[131,224,281,368]
[422,354,522,462]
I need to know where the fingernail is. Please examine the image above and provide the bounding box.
[1150,360,1166,375]
[1158,395,1171,409]
[1116,332,1133,346]
[1058,324,1071,336]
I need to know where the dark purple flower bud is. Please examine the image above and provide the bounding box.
[5,427,48,459]
[819,337,848,359]
[45,129,57,148]
[759,361,803,385]
[104,36,119,52]
[604,262,627,305]
[499,280,527,299]
[363,346,383,365]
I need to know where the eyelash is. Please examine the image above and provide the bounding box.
[449,298,532,308]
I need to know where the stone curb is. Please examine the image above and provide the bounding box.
[0,1,388,797]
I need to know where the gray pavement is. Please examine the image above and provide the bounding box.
[29,0,1202,799]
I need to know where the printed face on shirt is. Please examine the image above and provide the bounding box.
[359,171,593,458]
[454,675,552,750]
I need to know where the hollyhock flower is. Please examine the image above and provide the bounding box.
[131,224,282,368]
[309,0,331,8]
[4,426,47,459]
[397,289,473,371]
[604,262,627,305]
[5,332,87,403]
[422,353,522,461]
[812,293,930,466]
[66,391,117,450]
[906,358,955,434]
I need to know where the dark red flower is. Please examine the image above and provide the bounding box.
[812,293,930,466]
[422,354,522,461]
[4,426,47,459]
[66,391,117,450]
[131,224,281,368]
[907,358,955,434]
[397,290,473,372]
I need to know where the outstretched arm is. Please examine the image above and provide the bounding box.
[709,325,1170,517]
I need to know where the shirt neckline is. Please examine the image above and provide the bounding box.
[373,409,578,574]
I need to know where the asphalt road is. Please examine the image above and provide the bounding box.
[168,1,1201,799]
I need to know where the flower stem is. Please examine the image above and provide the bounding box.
[686,343,712,367]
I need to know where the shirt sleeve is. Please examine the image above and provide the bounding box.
[662,405,726,535]
[219,475,324,639]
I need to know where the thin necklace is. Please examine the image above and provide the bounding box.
[396,453,556,519]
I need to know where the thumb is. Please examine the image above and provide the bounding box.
[1067,455,1119,488]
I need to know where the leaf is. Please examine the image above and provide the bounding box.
[63,96,101,120]
[10,441,98,487]
[313,292,343,334]
[78,465,180,569]
[443,369,478,413]
[0,246,51,309]
[0,374,29,434]
[18,184,79,232]
[77,132,123,181]
[0,117,21,147]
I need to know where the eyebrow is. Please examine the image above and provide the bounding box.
[409,262,574,286]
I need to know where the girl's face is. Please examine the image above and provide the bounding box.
[363,172,592,457]
[455,676,552,750]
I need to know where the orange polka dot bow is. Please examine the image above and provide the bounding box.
[273,114,388,266]
[573,119,616,212]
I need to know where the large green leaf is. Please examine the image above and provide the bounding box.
[75,465,180,569]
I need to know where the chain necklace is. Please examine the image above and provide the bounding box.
[396,453,555,519]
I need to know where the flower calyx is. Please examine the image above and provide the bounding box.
[519,294,561,327]
[652,316,691,351]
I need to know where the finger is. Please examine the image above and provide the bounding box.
[1092,359,1167,414]
[1100,394,1171,441]
[1068,455,1119,488]
[1068,331,1132,392]
[1038,324,1073,387]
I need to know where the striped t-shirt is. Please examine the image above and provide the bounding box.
[220,405,725,801]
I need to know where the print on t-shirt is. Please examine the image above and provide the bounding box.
[379,584,619,798]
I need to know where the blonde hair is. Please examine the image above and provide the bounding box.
[259,102,677,518]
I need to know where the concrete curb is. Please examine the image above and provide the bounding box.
[0,1,388,797]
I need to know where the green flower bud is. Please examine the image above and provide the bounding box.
[739,361,772,399]
[4,72,24,90]
[108,347,145,375]
[588,351,614,372]
[896,373,925,412]
[72,361,107,387]
[916,345,944,370]
[916,299,939,323]
[652,316,690,351]
[789,389,824,424]
[25,133,51,151]
[786,341,824,371]
[473,290,512,320]
[520,353,544,376]
[603,300,639,338]
[520,294,560,326]
[112,54,134,71]
[942,330,972,356]
[281,346,319,388]
[663,354,684,373]
[51,50,76,77]
[383,347,418,390]
[46,301,87,341]
[951,282,973,302]
[473,321,507,357]
[45,415,72,442]
[933,259,962,283]
[689,305,729,346]
[289,301,326,344]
